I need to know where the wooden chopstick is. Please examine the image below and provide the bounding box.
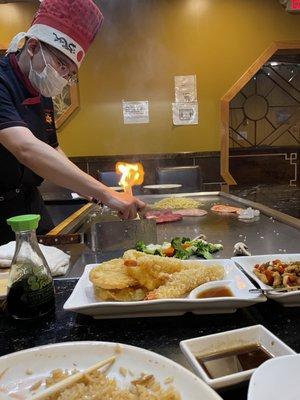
[29,356,116,400]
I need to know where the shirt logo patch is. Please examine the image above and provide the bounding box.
[45,113,53,125]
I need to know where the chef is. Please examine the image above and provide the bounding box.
[0,0,145,244]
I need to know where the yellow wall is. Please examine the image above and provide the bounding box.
[0,0,300,156]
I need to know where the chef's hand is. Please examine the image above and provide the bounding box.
[100,190,146,219]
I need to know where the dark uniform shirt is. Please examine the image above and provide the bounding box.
[0,53,58,191]
[0,53,58,242]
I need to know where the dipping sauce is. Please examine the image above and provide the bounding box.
[196,344,273,379]
[197,286,233,298]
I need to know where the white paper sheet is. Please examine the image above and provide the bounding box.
[122,100,149,124]
[172,102,198,125]
[175,75,197,103]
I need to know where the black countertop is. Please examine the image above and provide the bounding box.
[1,279,300,400]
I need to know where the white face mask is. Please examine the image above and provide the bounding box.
[29,45,68,97]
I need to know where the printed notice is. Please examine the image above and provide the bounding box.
[175,75,197,103]
[172,102,198,125]
[122,100,149,124]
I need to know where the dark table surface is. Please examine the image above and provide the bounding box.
[1,279,300,400]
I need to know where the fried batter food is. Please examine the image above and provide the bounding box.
[123,249,146,260]
[125,252,198,273]
[146,264,224,300]
[89,259,137,289]
[89,252,225,302]
[126,265,169,291]
[124,254,194,290]
[94,286,147,301]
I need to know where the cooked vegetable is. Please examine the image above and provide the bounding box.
[136,241,147,253]
[135,237,223,260]
[194,240,212,260]
[208,243,224,253]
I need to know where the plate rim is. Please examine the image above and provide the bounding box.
[0,340,222,399]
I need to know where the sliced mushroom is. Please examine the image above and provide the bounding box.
[233,242,251,256]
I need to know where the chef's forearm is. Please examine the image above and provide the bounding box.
[0,127,110,201]
[23,140,110,199]
[56,145,68,158]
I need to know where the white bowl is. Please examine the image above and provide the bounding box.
[188,280,234,299]
[248,354,300,400]
[180,325,296,390]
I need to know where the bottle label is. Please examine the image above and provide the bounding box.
[25,281,54,307]
[9,264,54,308]
[27,266,52,291]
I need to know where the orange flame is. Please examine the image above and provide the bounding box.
[115,162,144,195]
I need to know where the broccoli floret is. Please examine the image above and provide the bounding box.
[208,243,223,253]
[171,237,183,250]
[185,245,196,256]
[174,249,190,260]
[136,241,147,252]
[171,237,191,248]
[200,249,213,259]
[170,237,192,259]
[194,240,213,259]
[181,237,191,243]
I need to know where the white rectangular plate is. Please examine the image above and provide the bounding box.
[63,259,266,318]
[232,254,300,307]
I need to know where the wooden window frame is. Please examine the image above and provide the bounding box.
[220,40,300,187]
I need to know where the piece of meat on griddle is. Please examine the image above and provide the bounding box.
[145,210,182,224]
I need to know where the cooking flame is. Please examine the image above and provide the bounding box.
[115,162,144,195]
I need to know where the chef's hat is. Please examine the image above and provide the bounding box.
[7,0,104,67]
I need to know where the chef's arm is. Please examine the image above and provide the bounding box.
[55,145,92,201]
[0,126,145,219]
[56,145,68,158]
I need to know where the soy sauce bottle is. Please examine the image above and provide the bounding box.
[6,215,55,320]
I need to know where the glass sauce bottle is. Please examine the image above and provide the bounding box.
[6,214,55,320]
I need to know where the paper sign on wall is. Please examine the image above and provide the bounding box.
[172,102,198,125]
[175,75,197,103]
[122,100,149,124]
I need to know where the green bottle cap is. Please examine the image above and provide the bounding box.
[7,214,41,232]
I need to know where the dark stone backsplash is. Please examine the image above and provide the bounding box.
[70,146,299,187]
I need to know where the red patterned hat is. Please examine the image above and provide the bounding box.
[7,0,103,67]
